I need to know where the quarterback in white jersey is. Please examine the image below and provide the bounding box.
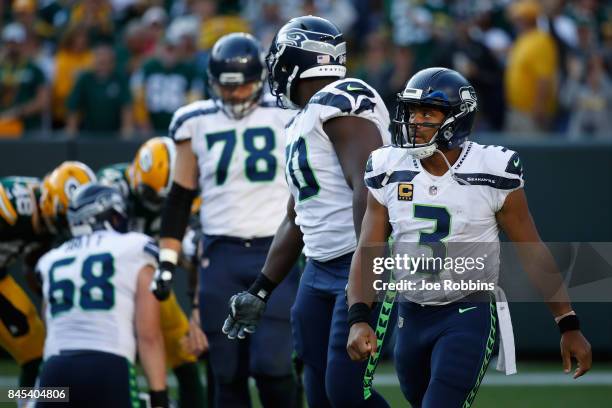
[347,68,592,408]
[36,183,168,408]
[155,33,300,407]
[223,16,391,407]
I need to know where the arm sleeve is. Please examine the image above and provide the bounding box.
[131,235,159,272]
[491,149,526,212]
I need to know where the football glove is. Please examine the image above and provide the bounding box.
[222,291,266,339]
[150,261,175,301]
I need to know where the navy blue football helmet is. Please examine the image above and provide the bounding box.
[207,32,266,119]
[67,183,128,236]
[392,68,478,158]
[266,16,347,108]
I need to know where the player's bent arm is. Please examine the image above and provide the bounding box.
[325,116,383,239]
[347,193,391,308]
[222,197,303,340]
[497,189,592,377]
[153,140,199,300]
[136,265,167,391]
[260,195,304,284]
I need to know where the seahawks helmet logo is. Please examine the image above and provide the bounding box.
[277,28,346,59]
[458,86,477,116]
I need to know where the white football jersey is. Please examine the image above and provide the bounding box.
[285,78,391,261]
[170,96,295,238]
[37,230,158,362]
[365,142,525,304]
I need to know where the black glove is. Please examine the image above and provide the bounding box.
[150,261,175,301]
[222,291,266,339]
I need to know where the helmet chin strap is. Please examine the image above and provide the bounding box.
[432,148,471,186]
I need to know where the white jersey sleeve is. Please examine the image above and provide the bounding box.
[168,100,219,142]
[364,147,392,205]
[453,144,525,213]
[482,147,525,212]
[311,78,392,145]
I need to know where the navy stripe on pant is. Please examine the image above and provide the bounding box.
[394,294,497,408]
[291,252,390,408]
[36,350,137,408]
[198,235,300,408]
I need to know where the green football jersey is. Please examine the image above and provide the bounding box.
[0,176,42,241]
[133,58,204,132]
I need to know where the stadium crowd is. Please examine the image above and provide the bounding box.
[0,0,609,139]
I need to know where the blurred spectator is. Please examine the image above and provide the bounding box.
[504,0,558,134]
[51,24,93,127]
[471,4,513,66]
[141,6,168,55]
[354,31,396,108]
[191,0,250,51]
[560,52,612,139]
[299,0,357,34]
[0,23,49,137]
[131,34,203,134]
[69,0,114,42]
[434,19,506,130]
[166,16,200,63]
[242,0,285,48]
[66,43,133,138]
[115,19,150,75]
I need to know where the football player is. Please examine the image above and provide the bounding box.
[0,176,48,387]
[36,183,168,408]
[346,68,592,407]
[97,136,207,408]
[218,16,393,407]
[0,161,95,388]
[152,33,300,407]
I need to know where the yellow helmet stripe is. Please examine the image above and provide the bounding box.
[0,184,18,226]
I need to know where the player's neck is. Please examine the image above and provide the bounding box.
[419,148,462,177]
[294,78,337,107]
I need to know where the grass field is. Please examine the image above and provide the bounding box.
[1,360,610,407]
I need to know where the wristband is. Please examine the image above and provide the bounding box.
[247,273,278,301]
[159,248,179,265]
[348,302,371,327]
[149,389,169,408]
[558,314,580,334]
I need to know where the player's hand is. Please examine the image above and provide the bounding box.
[560,330,592,379]
[222,291,266,340]
[347,322,377,361]
[182,308,208,356]
[150,264,174,301]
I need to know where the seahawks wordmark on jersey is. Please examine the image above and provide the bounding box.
[36,230,158,362]
[285,78,391,262]
[365,142,524,304]
[170,96,294,238]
